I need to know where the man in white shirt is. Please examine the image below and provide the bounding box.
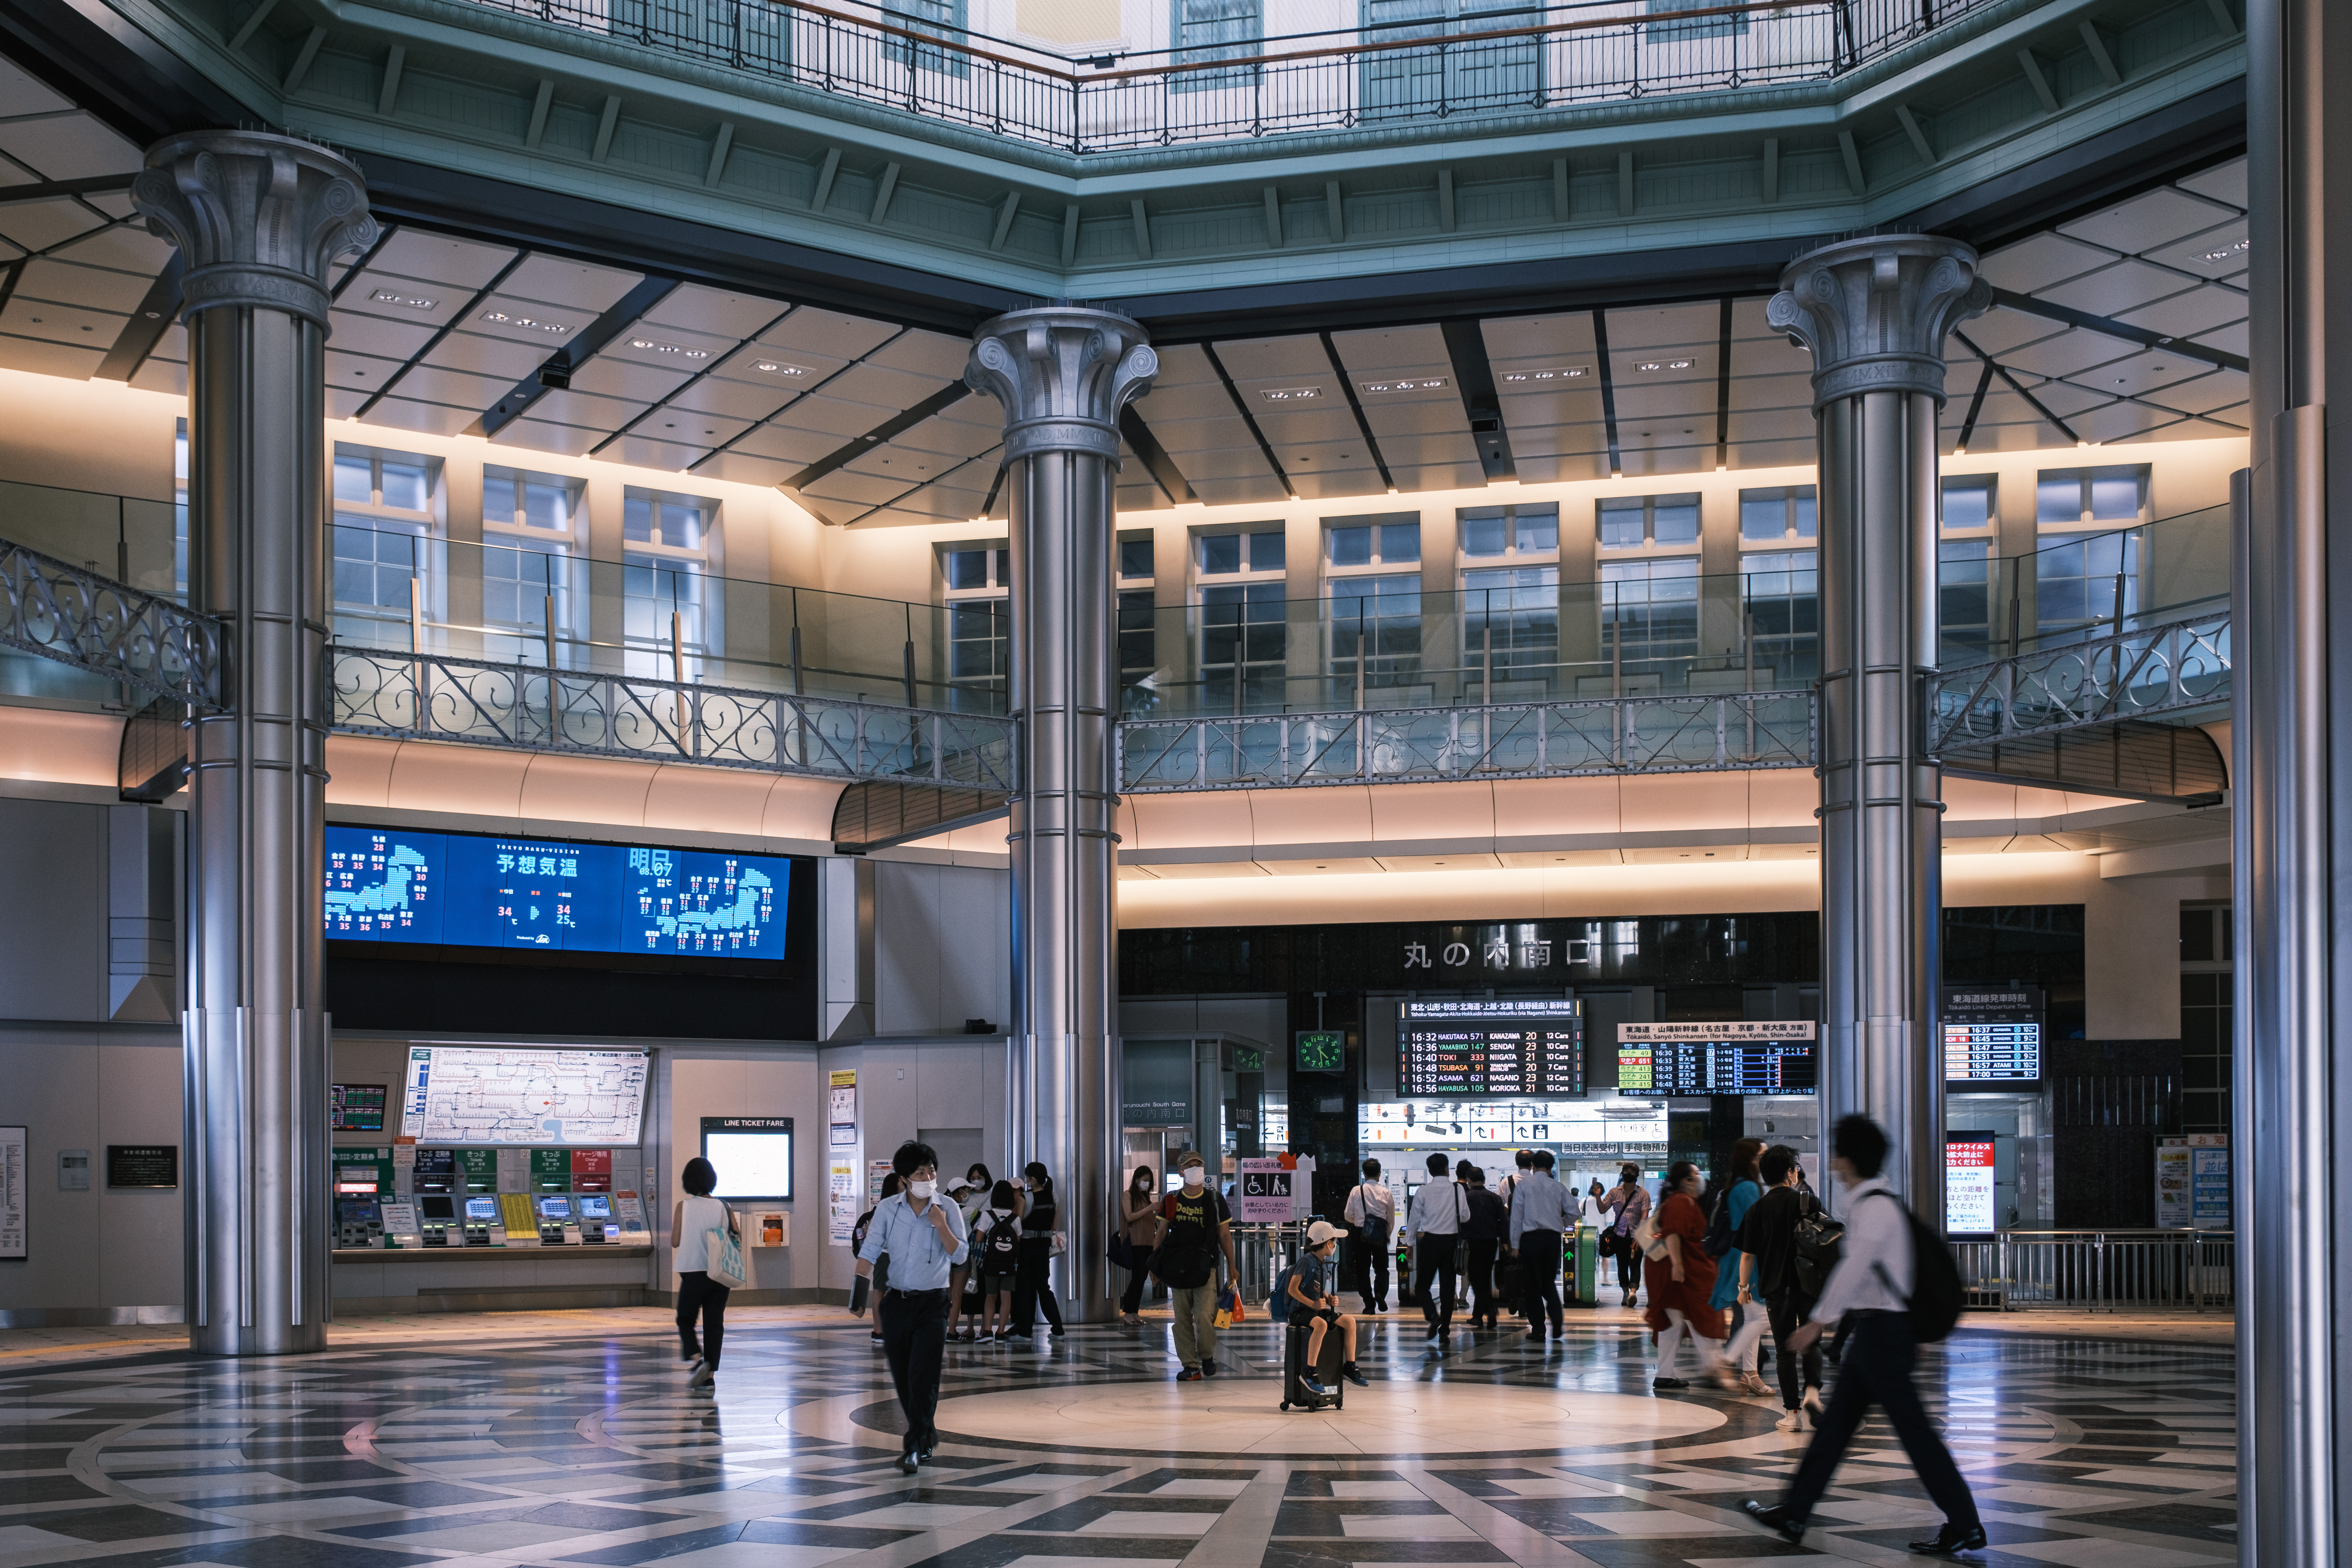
[1742,1117,1984,1559]
[1506,1150,1574,1340]
[1404,1151,1465,1344]
[1342,1158,1396,1313]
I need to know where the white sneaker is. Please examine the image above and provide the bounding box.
[1802,1389,1825,1428]
[1775,1407,1804,1433]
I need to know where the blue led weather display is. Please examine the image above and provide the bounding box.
[324,827,787,958]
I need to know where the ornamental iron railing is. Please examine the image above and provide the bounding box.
[0,536,221,709]
[1927,609,2232,756]
[468,0,2001,156]
[329,646,1016,792]
[1117,690,1812,790]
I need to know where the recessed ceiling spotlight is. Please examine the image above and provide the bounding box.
[2196,236,2250,265]
[751,360,810,377]
[1500,367,1587,383]
[1260,386,1320,401]
[1360,377,1446,393]
[481,311,571,335]
[630,337,710,360]
[370,288,439,309]
[1634,359,1695,372]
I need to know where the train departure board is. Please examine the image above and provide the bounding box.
[1398,1000,1585,1097]
[1944,988,2043,1083]
[1616,1021,1817,1098]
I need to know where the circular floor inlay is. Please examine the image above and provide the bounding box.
[932,1380,1727,1455]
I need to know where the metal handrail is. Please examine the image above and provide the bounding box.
[329,646,1018,791]
[0,536,221,709]
[1119,689,1813,790]
[461,0,2000,156]
[1950,1228,2236,1314]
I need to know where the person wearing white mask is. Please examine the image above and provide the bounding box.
[1150,1152,1236,1381]
[856,1139,969,1474]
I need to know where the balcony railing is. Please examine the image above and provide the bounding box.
[469,0,2002,156]
[330,646,1017,791]
[1928,608,2232,755]
[0,535,219,709]
[1119,689,1811,790]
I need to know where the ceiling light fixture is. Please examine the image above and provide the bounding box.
[751,360,810,377]
[1500,367,1587,383]
[2196,236,2250,266]
[481,311,571,335]
[1359,377,1446,393]
[1260,386,1320,401]
[370,288,439,309]
[1634,359,1695,372]
[630,337,711,361]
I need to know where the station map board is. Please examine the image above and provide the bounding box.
[1616,1021,1817,1097]
[1398,1000,1585,1096]
[401,1046,648,1146]
[325,826,786,958]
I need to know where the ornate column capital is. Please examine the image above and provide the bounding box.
[966,305,1158,463]
[1767,236,1991,407]
[133,131,377,331]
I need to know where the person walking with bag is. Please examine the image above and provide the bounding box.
[1603,1164,1649,1308]
[671,1156,738,1391]
[1012,1162,1066,1338]
[1405,1152,1465,1347]
[1643,1161,1735,1391]
[1742,1116,1984,1558]
[1154,1153,1236,1381]
[857,1140,969,1475]
[1737,1143,1830,1430]
[1342,1158,1395,1313]
[1116,1165,1161,1326]
[1507,1149,1573,1342]
[1458,1162,1508,1330]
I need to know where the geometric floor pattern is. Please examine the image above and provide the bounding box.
[0,1308,2237,1568]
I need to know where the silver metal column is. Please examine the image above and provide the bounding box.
[1769,240,1987,1216]
[2239,0,2345,1557]
[134,133,377,1356]
[966,307,1156,1323]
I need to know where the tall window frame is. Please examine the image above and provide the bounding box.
[1458,504,1559,696]
[1117,534,1158,713]
[331,444,439,649]
[1171,0,1262,90]
[480,466,585,663]
[1597,492,1701,554]
[621,488,719,682]
[1193,527,1287,714]
[941,542,1011,710]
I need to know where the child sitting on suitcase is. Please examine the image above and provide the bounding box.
[1289,1220,1370,1395]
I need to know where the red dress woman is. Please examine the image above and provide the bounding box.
[1642,1161,1729,1390]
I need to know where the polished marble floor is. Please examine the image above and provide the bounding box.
[0,1305,2237,1568]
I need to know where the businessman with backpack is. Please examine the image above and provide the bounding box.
[1743,1116,1983,1559]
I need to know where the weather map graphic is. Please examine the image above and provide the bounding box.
[322,825,790,958]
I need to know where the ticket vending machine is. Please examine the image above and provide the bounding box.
[576,1193,618,1243]
[336,1196,384,1248]
[462,1196,501,1246]
[537,1193,581,1245]
[417,1194,459,1246]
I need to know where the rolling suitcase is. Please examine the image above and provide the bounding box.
[1277,1318,1346,1412]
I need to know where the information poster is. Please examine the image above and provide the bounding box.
[2193,1139,2231,1229]
[868,1160,893,1205]
[0,1125,24,1261]
[1945,1136,1997,1234]
[2156,1140,2191,1228]
[827,1159,859,1244]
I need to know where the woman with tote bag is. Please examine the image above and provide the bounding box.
[672,1156,743,1392]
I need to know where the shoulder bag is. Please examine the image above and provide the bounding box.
[1451,1184,1470,1274]
[706,1219,749,1290]
[1633,1196,1671,1262]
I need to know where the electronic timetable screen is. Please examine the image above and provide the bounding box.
[1616,1023,1818,1098]
[1398,1000,1585,1096]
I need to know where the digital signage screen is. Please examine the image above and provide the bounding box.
[1398,1000,1585,1097]
[1616,1022,1817,1098]
[326,827,787,960]
[1944,988,2043,1084]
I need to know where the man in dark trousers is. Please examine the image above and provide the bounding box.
[1456,1162,1508,1329]
[1506,1148,1572,1342]
[1743,1117,1985,1558]
[1736,1143,1826,1431]
[856,1140,969,1475]
[1403,1151,1463,1345]
[1342,1158,1395,1313]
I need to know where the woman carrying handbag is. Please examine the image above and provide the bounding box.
[672,1156,743,1392]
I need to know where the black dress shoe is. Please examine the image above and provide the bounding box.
[1651,1377,1688,1390]
[1741,1501,1804,1544]
[898,1451,920,1475]
[1908,1522,1988,1557]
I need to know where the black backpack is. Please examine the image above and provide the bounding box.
[1790,1195,1843,1297]
[1870,1193,1965,1343]
[1703,1183,1740,1259]
[984,1215,1020,1263]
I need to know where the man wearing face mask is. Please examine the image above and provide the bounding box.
[1151,1152,1237,1381]
[856,1140,969,1473]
